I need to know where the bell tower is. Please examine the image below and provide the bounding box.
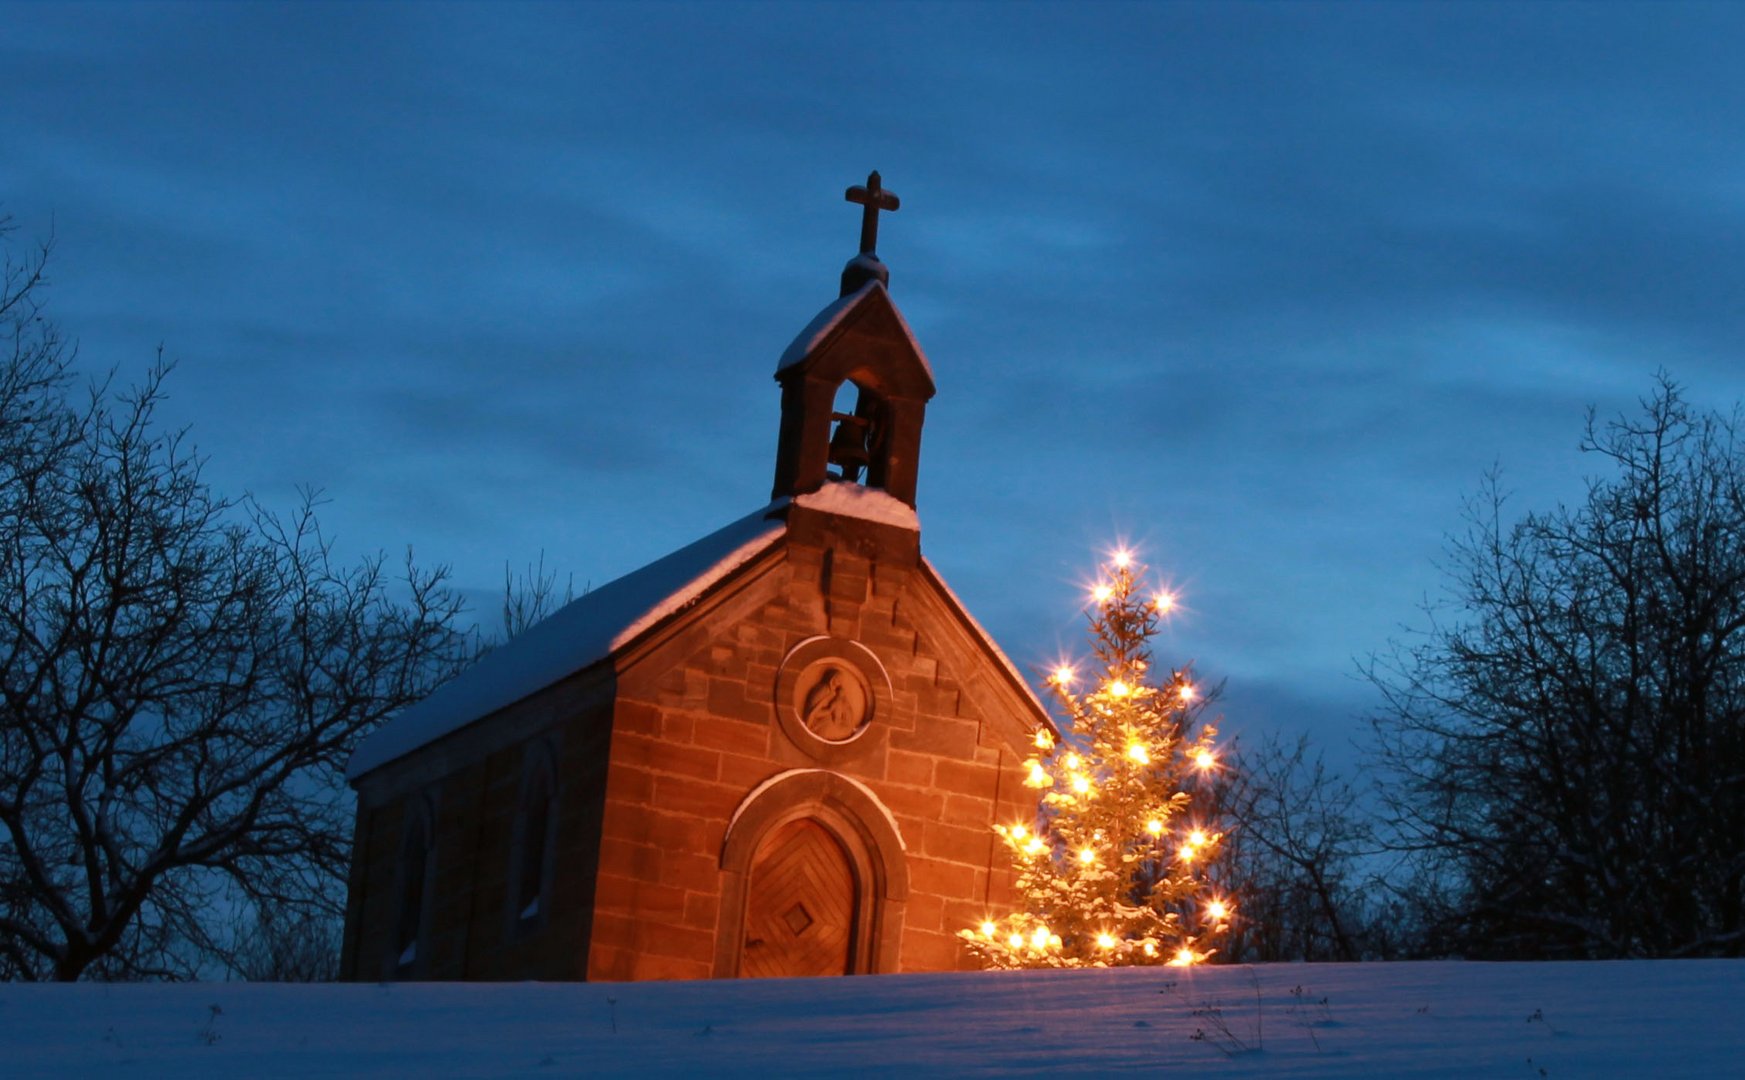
[771,171,937,509]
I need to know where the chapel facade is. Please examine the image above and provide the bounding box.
[339,174,1053,982]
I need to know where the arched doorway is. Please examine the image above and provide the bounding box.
[715,770,909,979]
[740,818,856,978]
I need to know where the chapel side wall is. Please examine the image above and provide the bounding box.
[345,754,508,982]
[540,695,615,978]
[585,530,1042,981]
[441,689,614,981]
[343,677,615,982]
[338,803,373,981]
[344,795,408,981]
[421,753,498,979]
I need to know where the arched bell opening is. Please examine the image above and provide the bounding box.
[824,376,892,488]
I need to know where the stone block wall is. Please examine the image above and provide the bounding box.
[585,533,1040,980]
[344,522,1046,984]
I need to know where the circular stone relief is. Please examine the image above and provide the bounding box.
[793,660,871,742]
[773,637,895,763]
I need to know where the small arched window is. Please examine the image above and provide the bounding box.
[510,746,559,935]
[390,795,435,979]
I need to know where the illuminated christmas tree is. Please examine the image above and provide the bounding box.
[961,549,1231,968]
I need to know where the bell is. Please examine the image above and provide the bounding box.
[827,413,872,481]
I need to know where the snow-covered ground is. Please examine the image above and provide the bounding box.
[4,961,1741,1077]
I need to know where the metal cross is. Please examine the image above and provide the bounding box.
[845,171,900,255]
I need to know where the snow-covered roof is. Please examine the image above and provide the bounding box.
[347,486,1037,780]
[346,504,786,781]
[776,280,935,382]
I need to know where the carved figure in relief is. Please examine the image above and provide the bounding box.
[801,666,862,741]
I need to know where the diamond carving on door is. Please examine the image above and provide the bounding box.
[740,818,856,978]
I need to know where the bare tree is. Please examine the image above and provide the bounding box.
[1367,376,1745,959]
[227,904,341,983]
[501,551,577,640]
[1214,734,1384,962]
[0,222,475,980]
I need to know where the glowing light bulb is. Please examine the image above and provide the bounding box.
[1008,933,1024,948]
[1092,583,1114,604]
[1146,818,1165,836]
[1052,665,1075,687]
[1032,927,1050,949]
[1049,934,1062,948]
[1171,947,1196,967]
[1178,683,1196,702]
[1071,775,1091,795]
[1143,941,1158,957]
[1078,847,1095,864]
[1033,729,1054,751]
[1025,762,1051,788]
[1025,837,1047,856]
[981,921,998,937]
[1206,900,1229,921]
[1178,844,1195,863]
[1064,753,1082,770]
[1127,743,1150,765]
[1108,680,1131,698]
[1193,748,1216,770]
[1154,592,1175,613]
[1097,933,1116,949]
[1189,829,1209,848]
[1113,549,1132,568]
[1010,824,1027,840]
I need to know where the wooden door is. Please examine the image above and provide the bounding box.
[740,818,856,978]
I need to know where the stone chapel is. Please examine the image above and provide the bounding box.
[339,174,1054,982]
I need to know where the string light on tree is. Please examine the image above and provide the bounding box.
[960,546,1231,969]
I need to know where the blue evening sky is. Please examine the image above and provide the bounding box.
[6,2,1745,760]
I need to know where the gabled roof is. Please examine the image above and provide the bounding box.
[776,279,935,385]
[346,504,786,781]
[345,485,1050,781]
